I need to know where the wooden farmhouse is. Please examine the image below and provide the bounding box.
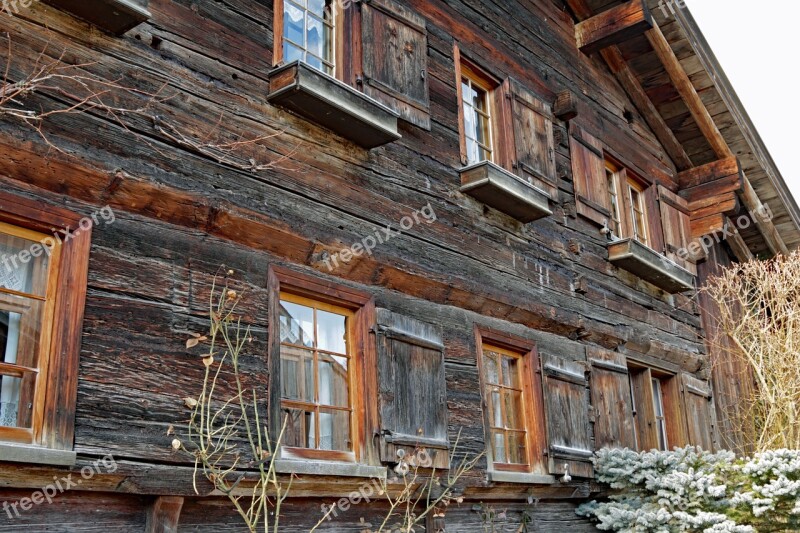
[0,0,797,530]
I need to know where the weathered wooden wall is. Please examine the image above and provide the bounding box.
[696,241,754,456]
[0,0,718,529]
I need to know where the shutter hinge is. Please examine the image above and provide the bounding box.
[420,69,426,80]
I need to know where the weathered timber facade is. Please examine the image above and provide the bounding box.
[0,0,797,530]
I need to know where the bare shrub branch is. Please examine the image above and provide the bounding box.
[703,251,800,451]
[1,34,288,171]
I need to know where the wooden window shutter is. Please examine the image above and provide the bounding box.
[569,124,611,227]
[658,185,696,275]
[499,78,558,199]
[375,309,449,466]
[588,348,637,450]
[540,353,594,478]
[361,0,431,129]
[681,373,715,451]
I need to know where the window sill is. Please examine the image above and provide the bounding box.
[266,61,401,149]
[459,161,552,223]
[274,459,387,479]
[487,470,556,485]
[42,0,151,35]
[0,442,76,467]
[607,237,695,293]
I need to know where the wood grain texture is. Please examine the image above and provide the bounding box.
[0,0,745,526]
[576,0,653,55]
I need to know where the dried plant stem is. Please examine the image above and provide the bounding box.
[704,251,800,451]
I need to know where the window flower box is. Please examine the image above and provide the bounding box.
[43,0,151,34]
[607,238,695,293]
[459,161,552,223]
[266,61,401,149]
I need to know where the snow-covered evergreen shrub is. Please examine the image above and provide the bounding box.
[577,447,800,532]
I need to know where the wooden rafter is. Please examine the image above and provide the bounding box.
[644,25,730,160]
[644,24,789,256]
[567,0,788,257]
[565,0,692,171]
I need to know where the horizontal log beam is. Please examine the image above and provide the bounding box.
[691,214,726,240]
[576,0,654,55]
[681,173,742,205]
[678,157,741,190]
[688,191,739,221]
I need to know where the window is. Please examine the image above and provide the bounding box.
[628,180,649,247]
[0,223,60,442]
[268,267,375,465]
[651,377,668,451]
[279,293,353,456]
[456,59,499,166]
[282,0,335,75]
[476,329,547,476]
[0,193,90,464]
[461,67,495,165]
[605,161,650,246]
[483,345,527,467]
[628,365,683,452]
[606,164,623,238]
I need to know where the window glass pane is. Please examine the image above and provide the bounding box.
[0,233,50,298]
[501,356,520,389]
[0,298,45,369]
[483,350,499,384]
[305,55,324,72]
[0,375,33,429]
[507,432,527,464]
[472,85,487,111]
[466,138,480,166]
[280,345,314,402]
[462,80,477,107]
[503,390,524,430]
[319,409,350,451]
[488,387,502,427]
[283,2,305,46]
[283,407,314,448]
[652,379,664,417]
[629,187,647,244]
[491,430,506,463]
[284,42,305,64]
[657,421,668,451]
[318,352,348,407]
[316,309,346,354]
[475,114,490,147]
[607,170,621,237]
[306,15,325,59]
[308,0,326,16]
[279,301,314,347]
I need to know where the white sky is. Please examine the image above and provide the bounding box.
[683,0,800,202]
